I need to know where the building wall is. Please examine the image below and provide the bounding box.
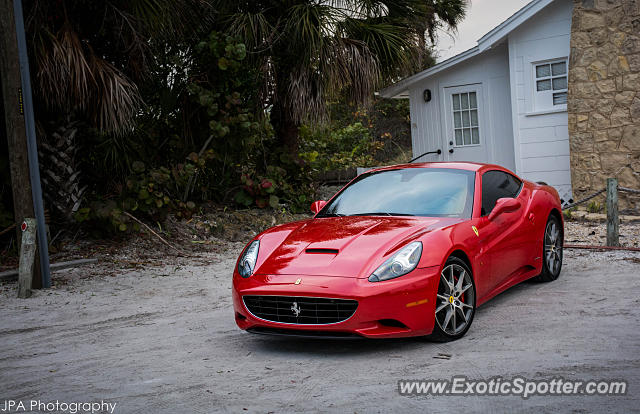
[408,43,515,170]
[508,0,574,204]
[568,0,640,213]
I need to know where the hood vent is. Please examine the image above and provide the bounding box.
[305,248,339,254]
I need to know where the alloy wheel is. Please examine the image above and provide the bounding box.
[435,263,475,335]
[544,219,562,276]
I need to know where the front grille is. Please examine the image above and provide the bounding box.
[243,295,358,325]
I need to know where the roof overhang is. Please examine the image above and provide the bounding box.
[378,0,556,99]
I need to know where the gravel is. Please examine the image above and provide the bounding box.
[1,243,639,413]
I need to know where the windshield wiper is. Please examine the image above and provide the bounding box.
[318,213,347,217]
[348,212,415,217]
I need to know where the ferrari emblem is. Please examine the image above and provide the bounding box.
[291,301,301,317]
[449,296,454,304]
[472,225,479,237]
[294,278,302,285]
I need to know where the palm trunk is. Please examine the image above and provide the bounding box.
[271,97,300,156]
[39,116,86,222]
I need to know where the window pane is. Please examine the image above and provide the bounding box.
[537,79,551,91]
[463,128,471,145]
[551,61,566,76]
[481,171,522,216]
[536,64,550,78]
[471,128,479,144]
[552,76,567,90]
[462,111,470,127]
[469,92,477,108]
[454,111,462,128]
[553,92,568,105]
[470,110,478,126]
[452,94,460,110]
[455,129,463,145]
[461,93,469,109]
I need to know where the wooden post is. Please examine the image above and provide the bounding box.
[17,217,36,298]
[0,0,42,288]
[606,178,619,247]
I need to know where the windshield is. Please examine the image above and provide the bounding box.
[318,168,475,218]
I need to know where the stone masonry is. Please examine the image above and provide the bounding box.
[568,0,640,214]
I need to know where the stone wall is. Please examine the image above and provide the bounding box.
[568,0,640,214]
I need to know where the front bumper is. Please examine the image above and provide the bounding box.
[232,266,440,338]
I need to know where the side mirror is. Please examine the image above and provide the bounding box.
[488,198,521,221]
[310,200,326,214]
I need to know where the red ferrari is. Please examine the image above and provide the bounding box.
[232,162,563,341]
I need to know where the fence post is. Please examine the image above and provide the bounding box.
[17,218,37,298]
[606,178,619,247]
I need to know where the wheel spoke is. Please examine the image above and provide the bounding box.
[448,266,455,289]
[436,301,449,313]
[443,308,453,331]
[457,307,468,323]
[440,273,451,294]
[460,283,472,295]
[452,306,457,332]
[455,270,465,292]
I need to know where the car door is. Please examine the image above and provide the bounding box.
[475,170,529,296]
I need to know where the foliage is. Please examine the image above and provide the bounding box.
[25,0,212,135]
[563,208,574,221]
[76,158,205,233]
[234,153,313,213]
[298,96,412,173]
[587,201,603,214]
[215,0,466,150]
[300,122,383,171]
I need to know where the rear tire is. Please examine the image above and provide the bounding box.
[535,214,563,282]
[428,257,476,342]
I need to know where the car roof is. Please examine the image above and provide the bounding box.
[367,161,512,174]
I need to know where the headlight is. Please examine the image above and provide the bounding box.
[368,241,422,282]
[237,240,260,278]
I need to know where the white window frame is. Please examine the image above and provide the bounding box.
[450,91,481,148]
[533,58,567,111]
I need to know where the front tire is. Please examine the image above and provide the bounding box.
[428,257,476,342]
[535,214,563,282]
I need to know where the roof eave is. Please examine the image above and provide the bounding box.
[378,46,481,98]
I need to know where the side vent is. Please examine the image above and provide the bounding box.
[305,248,339,254]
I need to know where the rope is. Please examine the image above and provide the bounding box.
[562,188,605,210]
[619,186,640,195]
[562,185,640,210]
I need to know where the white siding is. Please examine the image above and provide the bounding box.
[508,0,573,202]
[408,43,515,170]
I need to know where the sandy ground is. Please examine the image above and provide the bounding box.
[1,244,639,413]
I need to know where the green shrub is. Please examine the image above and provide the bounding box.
[300,122,383,171]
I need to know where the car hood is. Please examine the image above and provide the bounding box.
[254,216,463,278]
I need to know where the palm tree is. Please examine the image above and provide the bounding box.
[22,0,212,219]
[215,0,467,152]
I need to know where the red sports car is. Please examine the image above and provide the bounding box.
[232,162,563,341]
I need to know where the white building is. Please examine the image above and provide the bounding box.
[379,0,574,204]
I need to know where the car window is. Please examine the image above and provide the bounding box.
[318,168,475,218]
[481,170,522,216]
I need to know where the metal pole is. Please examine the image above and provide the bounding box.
[606,178,619,247]
[12,0,51,287]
